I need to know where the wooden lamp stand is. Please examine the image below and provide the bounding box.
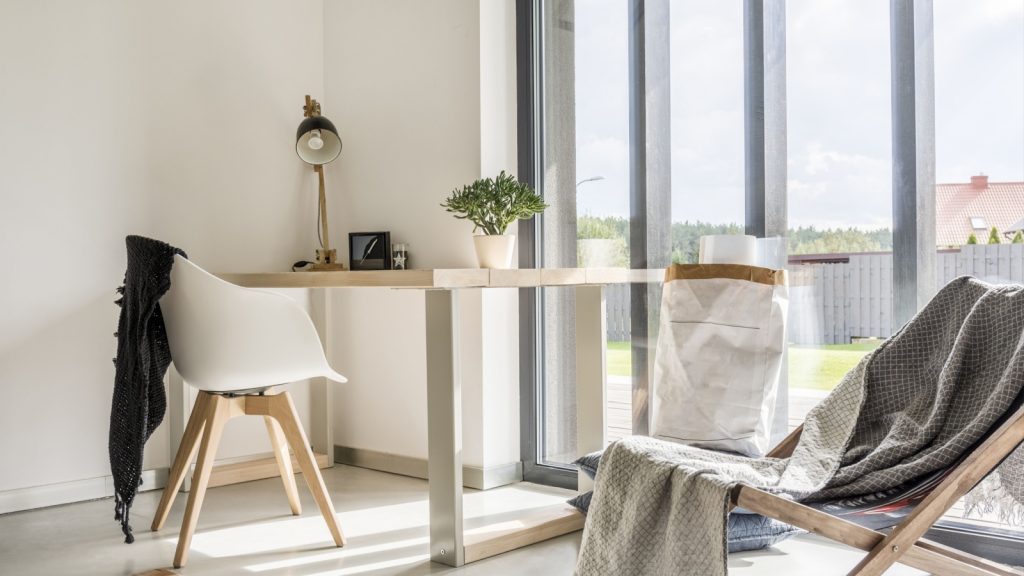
[312,163,345,270]
[300,95,346,271]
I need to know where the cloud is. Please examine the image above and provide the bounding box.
[934,0,1024,183]
[788,143,892,229]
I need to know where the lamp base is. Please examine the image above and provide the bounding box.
[310,249,346,271]
[310,262,347,271]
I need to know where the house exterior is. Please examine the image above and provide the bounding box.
[936,175,1024,247]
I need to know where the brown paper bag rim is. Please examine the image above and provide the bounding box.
[664,263,788,286]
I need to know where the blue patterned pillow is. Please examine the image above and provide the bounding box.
[726,512,804,552]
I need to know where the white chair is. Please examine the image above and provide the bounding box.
[151,254,347,568]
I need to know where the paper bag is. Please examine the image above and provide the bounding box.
[651,264,788,457]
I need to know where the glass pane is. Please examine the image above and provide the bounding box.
[935,0,1024,252]
[670,0,745,264]
[934,0,1024,533]
[785,0,892,429]
[575,0,631,448]
[539,0,631,466]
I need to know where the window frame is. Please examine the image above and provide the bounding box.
[517,0,578,489]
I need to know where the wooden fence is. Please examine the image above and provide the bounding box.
[603,245,1024,345]
[788,244,1024,344]
[606,283,631,341]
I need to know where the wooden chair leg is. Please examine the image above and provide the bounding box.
[265,415,301,515]
[270,392,345,547]
[152,391,210,531]
[173,394,230,569]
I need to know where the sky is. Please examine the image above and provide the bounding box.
[568,0,1024,230]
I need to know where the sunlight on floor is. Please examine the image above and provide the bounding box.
[305,554,430,576]
[174,480,574,572]
[181,501,429,559]
[245,536,428,572]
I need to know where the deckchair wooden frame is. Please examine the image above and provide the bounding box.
[735,401,1024,576]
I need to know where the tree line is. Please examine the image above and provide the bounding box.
[577,216,897,265]
[577,216,1024,266]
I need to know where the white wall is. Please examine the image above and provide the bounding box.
[0,0,521,501]
[0,0,324,494]
[140,0,324,461]
[479,0,521,469]
[0,1,149,493]
[323,0,520,469]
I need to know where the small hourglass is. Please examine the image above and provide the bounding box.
[392,243,409,270]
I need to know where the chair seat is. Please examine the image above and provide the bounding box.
[182,365,346,394]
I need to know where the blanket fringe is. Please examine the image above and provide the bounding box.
[962,474,1024,527]
[113,494,135,544]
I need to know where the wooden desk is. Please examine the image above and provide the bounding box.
[207,268,661,567]
[217,267,661,289]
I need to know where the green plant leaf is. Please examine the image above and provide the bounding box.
[440,170,548,235]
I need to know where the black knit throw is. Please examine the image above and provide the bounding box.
[109,236,186,543]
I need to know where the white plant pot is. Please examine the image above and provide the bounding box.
[473,234,516,269]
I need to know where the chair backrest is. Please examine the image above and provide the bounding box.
[160,255,346,392]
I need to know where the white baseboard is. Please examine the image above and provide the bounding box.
[0,468,168,515]
[333,445,522,490]
[0,450,305,515]
[1,445,510,515]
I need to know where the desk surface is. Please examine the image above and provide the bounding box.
[218,268,664,289]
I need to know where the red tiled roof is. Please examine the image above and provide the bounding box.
[936,179,1024,246]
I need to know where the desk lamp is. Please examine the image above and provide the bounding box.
[296,94,345,270]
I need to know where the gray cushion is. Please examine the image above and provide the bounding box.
[576,450,602,480]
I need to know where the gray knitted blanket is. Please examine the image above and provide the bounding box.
[576,277,1024,575]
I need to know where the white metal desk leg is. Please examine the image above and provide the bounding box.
[425,289,464,567]
[575,285,608,492]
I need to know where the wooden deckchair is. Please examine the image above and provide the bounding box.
[732,399,1024,576]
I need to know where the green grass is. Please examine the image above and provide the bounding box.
[788,341,882,390]
[605,340,882,391]
[607,341,631,378]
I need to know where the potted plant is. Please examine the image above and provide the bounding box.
[441,171,548,268]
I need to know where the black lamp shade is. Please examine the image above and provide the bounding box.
[295,116,342,165]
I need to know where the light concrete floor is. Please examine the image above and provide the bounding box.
[0,464,929,576]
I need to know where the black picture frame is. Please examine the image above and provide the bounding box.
[348,231,392,270]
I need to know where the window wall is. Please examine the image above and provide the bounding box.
[539,0,749,459]
[574,0,633,448]
[785,0,893,429]
[520,0,1024,555]
[935,0,1024,188]
[536,0,632,467]
[933,0,1024,536]
[670,0,746,264]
